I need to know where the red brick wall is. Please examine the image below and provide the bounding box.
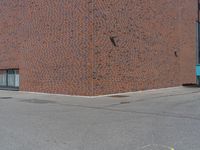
[92,0,197,95]
[0,0,21,69]
[1,0,94,95]
[0,0,197,96]
[179,0,197,84]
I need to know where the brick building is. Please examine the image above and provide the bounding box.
[0,0,197,96]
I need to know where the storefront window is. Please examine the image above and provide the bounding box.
[0,70,7,86]
[0,69,19,88]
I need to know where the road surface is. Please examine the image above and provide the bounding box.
[0,87,200,150]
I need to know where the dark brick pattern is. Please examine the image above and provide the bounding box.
[0,0,197,96]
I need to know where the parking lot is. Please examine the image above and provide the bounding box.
[0,87,200,150]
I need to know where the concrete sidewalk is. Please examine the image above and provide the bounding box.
[0,86,200,150]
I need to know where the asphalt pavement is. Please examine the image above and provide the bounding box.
[0,86,200,150]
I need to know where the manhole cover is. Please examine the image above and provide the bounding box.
[20,99,56,104]
[109,95,129,98]
[139,144,174,150]
[0,97,12,99]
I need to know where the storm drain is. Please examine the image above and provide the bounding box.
[20,99,57,104]
[120,101,130,104]
[0,97,13,99]
[109,95,130,98]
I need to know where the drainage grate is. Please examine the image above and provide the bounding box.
[20,99,57,104]
[109,95,130,98]
[120,101,130,104]
[0,97,13,99]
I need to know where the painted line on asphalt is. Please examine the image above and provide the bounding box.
[139,144,175,150]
